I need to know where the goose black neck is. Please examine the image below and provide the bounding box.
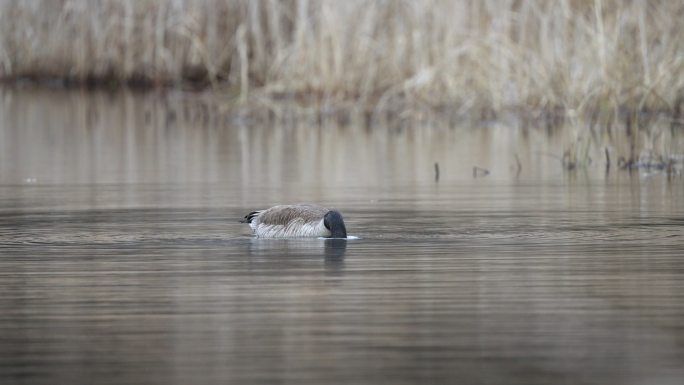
[324,210,347,238]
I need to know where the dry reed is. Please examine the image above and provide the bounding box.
[1,0,683,120]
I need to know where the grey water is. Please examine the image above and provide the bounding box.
[1,88,684,385]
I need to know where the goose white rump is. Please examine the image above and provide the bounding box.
[241,204,347,238]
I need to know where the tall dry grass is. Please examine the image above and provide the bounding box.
[1,0,683,119]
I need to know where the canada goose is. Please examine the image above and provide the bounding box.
[241,204,347,238]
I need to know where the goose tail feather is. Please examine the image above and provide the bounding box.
[240,211,260,223]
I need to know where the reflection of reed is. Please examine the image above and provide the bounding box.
[1,89,682,192]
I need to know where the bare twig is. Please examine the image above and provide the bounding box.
[473,166,490,178]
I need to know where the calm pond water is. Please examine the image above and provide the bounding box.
[1,88,684,385]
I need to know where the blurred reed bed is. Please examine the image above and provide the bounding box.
[1,1,683,126]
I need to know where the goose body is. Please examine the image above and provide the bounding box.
[241,204,347,238]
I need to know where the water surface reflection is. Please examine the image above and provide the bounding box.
[0,88,683,385]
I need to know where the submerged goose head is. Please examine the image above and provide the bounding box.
[241,204,348,238]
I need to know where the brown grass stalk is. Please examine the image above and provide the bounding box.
[0,0,682,118]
